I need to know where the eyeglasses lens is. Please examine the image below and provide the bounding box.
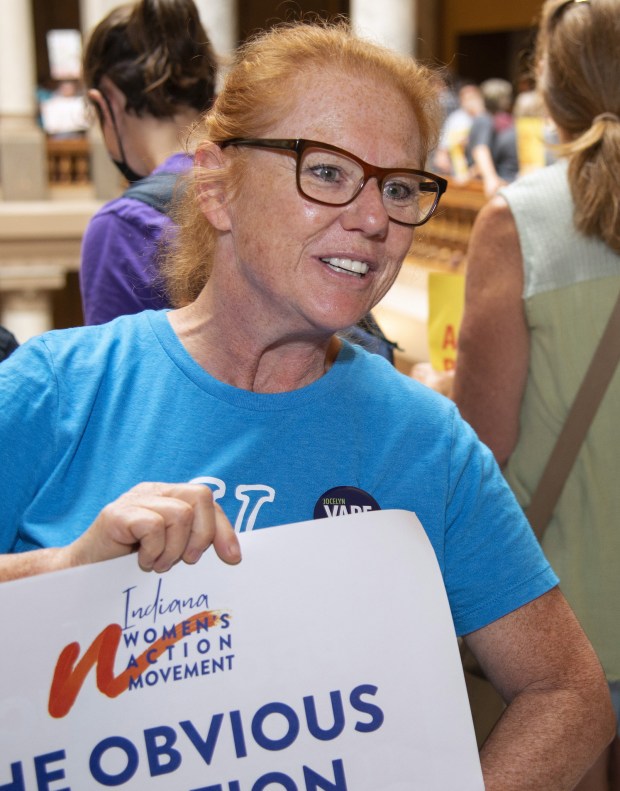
[299,145,439,226]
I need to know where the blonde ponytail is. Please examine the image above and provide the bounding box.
[537,0,620,253]
[558,114,620,253]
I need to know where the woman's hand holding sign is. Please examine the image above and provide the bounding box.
[0,483,240,582]
[72,483,242,571]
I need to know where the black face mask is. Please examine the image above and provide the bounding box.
[110,156,143,184]
[101,92,144,183]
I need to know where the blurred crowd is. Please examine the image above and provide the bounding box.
[431,74,559,197]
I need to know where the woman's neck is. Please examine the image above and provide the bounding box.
[125,109,200,172]
[167,294,341,394]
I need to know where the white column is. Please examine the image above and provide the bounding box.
[0,0,47,200]
[350,0,416,56]
[0,262,68,343]
[194,0,238,60]
[1,290,55,343]
[0,0,37,117]
[79,0,122,37]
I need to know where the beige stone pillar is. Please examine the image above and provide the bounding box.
[0,282,59,343]
[194,0,238,61]
[350,0,417,56]
[0,0,48,201]
[350,1,430,370]
[79,0,122,36]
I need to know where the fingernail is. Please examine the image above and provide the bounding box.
[185,548,202,564]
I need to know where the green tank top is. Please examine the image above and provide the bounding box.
[501,160,620,679]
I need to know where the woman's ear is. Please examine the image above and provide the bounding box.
[195,142,233,231]
[89,77,127,126]
[87,88,110,129]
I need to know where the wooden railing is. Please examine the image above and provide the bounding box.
[411,179,487,271]
[46,137,91,185]
[374,179,487,367]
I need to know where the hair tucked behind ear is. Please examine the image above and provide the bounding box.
[83,0,217,117]
[537,0,620,252]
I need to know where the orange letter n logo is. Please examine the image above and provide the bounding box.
[48,610,225,718]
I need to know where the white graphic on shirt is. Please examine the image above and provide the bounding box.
[190,476,275,533]
[191,475,226,500]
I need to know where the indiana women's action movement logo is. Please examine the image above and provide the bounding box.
[48,577,233,718]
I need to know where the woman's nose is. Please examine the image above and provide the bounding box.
[339,178,390,237]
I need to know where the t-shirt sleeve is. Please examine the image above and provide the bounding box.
[443,409,558,635]
[0,339,59,552]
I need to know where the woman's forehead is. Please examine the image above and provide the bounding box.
[266,67,422,165]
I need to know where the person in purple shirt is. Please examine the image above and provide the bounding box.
[80,0,217,325]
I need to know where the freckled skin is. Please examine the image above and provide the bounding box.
[211,66,422,344]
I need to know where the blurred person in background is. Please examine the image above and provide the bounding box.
[513,87,558,175]
[454,1,620,787]
[0,326,18,362]
[80,0,217,325]
[433,80,484,179]
[466,77,519,197]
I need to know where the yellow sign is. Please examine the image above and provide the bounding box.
[428,271,465,372]
[516,117,547,174]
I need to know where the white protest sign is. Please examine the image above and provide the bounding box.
[0,509,483,790]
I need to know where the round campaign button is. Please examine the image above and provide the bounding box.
[313,486,381,520]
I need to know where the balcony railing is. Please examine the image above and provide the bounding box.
[46,137,91,185]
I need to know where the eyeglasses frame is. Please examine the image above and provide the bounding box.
[218,138,447,228]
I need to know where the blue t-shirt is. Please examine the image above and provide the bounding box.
[0,310,557,635]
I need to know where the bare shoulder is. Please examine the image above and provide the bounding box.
[453,192,528,461]
[466,195,522,283]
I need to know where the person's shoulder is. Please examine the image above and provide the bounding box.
[83,196,148,232]
[499,161,570,225]
[470,192,516,240]
[1,313,163,423]
[470,112,493,133]
[109,194,169,225]
[88,188,172,228]
[345,342,457,415]
[89,155,191,228]
[152,152,193,176]
[31,312,157,368]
